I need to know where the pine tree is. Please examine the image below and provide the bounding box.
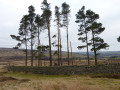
[35,14,44,66]
[11,15,29,66]
[61,2,70,65]
[27,5,36,66]
[75,6,90,65]
[54,6,61,66]
[41,0,52,66]
[86,10,109,65]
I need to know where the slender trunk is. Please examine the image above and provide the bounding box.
[60,30,62,66]
[38,27,40,67]
[48,20,52,66]
[92,30,97,65]
[66,25,70,65]
[84,19,90,65]
[31,37,33,66]
[70,41,73,66]
[85,32,90,65]
[25,34,27,66]
[30,25,33,66]
[58,26,60,66]
[38,27,40,46]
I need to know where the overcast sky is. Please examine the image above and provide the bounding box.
[0,0,120,52]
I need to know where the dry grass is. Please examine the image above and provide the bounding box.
[0,76,103,90]
[1,49,120,89]
[1,59,120,68]
[0,71,119,90]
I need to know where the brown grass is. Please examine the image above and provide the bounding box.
[0,78,103,90]
[0,70,120,90]
[40,80,102,90]
[2,59,120,67]
[1,49,120,90]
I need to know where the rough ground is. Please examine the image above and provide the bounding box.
[0,68,120,90]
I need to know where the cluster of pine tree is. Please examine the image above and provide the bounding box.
[11,0,109,66]
[75,6,109,65]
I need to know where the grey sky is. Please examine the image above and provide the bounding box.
[0,0,120,52]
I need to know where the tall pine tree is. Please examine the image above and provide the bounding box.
[28,5,36,66]
[61,2,70,65]
[35,14,44,66]
[41,0,52,66]
[11,15,29,66]
[86,10,109,65]
[75,6,90,65]
[54,6,61,66]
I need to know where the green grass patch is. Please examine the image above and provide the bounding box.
[5,71,71,79]
[90,73,120,79]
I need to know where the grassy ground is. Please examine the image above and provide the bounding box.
[0,69,120,90]
[1,48,120,90]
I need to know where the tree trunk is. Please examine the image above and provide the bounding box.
[38,27,41,67]
[30,25,33,66]
[60,30,62,66]
[66,25,70,65]
[25,34,27,66]
[70,42,73,66]
[31,38,33,66]
[58,26,60,66]
[92,30,97,65]
[84,19,90,66]
[85,32,90,65]
[48,20,52,66]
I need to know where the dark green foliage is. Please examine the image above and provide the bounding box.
[37,45,49,52]
[78,46,86,49]
[35,14,44,28]
[88,22,109,65]
[55,6,61,24]
[28,5,36,24]
[117,36,120,42]
[61,2,70,26]
[91,37,109,51]
[10,35,21,42]
[41,0,51,24]
[35,45,49,62]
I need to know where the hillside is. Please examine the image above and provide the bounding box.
[0,48,120,61]
[79,51,120,59]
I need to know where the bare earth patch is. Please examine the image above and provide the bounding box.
[0,76,30,83]
[0,77,18,82]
